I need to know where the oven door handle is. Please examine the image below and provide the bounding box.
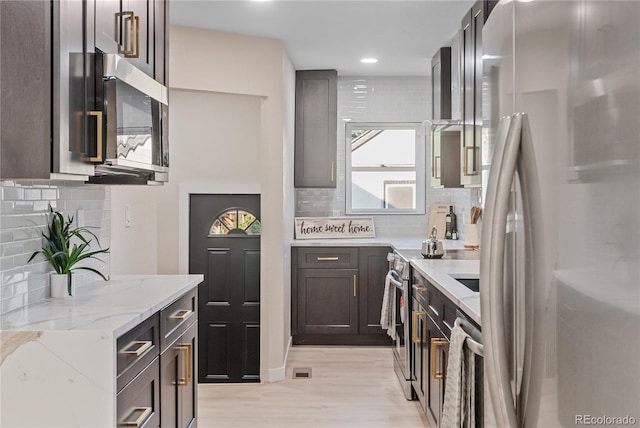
[388,274,404,289]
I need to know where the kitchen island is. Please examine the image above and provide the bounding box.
[0,274,203,428]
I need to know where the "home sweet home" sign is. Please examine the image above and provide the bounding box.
[294,217,376,239]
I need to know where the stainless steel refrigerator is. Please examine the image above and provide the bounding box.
[480,1,639,427]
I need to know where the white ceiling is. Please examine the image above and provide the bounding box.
[169,1,474,76]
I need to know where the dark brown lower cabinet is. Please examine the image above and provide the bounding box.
[411,296,428,408]
[117,288,198,428]
[161,322,198,428]
[426,314,448,427]
[117,358,160,428]
[292,247,392,345]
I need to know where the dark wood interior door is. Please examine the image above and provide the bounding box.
[189,194,260,383]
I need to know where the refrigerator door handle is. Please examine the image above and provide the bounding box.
[515,113,545,427]
[480,114,520,428]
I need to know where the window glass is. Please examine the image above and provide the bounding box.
[209,210,261,236]
[346,123,425,214]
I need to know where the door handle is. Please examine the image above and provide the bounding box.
[117,11,140,58]
[430,338,448,379]
[353,275,357,297]
[86,111,103,162]
[480,113,544,427]
[175,343,192,386]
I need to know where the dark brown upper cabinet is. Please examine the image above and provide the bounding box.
[95,0,166,80]
[460,1,484,187]
[294,70,338,188]
[432,47,452,120]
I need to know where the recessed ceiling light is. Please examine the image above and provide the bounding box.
[360,58,378,64]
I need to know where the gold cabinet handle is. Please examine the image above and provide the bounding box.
[87,111,103,162]
[412,311,426,344]
[464,146,479,176]
[175,343,192,386]
[123,407,151,427]
[169,309,193,321]
[121,340,152,357]
[412,311,420,343]
[316,257,339,261]
[353,275,357,297]
[117,11,140,58]
[431,338,449,380]
[330,160,335,182]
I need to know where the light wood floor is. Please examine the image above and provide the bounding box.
[198,346,429,427]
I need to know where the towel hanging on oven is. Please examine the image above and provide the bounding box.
[379,271,396,340]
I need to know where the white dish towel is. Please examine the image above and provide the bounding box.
[379,271,396,340]
[441,325,476,428]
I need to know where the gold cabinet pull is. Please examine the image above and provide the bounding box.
[121,340,152,357]
[117,11,140,58]
[330,160,335,182]
[431,338,449,380]
[122,407,151,427]
[316,257,339,261]
[169,309,193,321]
[353,275,357,297]
[87,111,103,162]
[412,311,420,343]
[175,343,192,386]
[411,311,426,344]
[464,146,479,176]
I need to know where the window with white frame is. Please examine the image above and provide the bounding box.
[346,122,425,214]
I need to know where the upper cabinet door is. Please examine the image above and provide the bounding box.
[294,70,338,188]
[460,1,483,187]
[95,0,155,77]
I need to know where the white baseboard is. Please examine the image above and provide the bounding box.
[267,336,292,383]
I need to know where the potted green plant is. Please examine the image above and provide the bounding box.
[28,207,110,297]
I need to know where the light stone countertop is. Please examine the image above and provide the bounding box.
[0,274,203,428]
[411,259,481,325]
[291,236,468,251]
[0,274,204,336]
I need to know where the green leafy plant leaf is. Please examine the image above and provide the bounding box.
[29,206,110,281]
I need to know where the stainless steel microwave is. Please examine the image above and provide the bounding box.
[91,53,169,184]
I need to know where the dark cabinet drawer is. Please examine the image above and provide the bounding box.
[160,288,197,352]
[117,357,160,428]
[441,298,457,338]
[117,313,160,392]
[297,247,358,269]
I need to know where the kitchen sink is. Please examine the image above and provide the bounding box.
[453,277,480,292]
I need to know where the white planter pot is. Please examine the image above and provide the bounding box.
[50,273,75,298]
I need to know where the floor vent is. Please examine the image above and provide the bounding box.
[292,367,312,379]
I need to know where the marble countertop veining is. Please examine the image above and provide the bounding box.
[0,274,203,337]
[411,259,481,325]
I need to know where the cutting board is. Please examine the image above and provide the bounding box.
[427,203,449,239]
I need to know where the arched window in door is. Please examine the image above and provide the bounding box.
[209,208,261,236]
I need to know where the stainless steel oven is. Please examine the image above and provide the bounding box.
[387,250,416,400]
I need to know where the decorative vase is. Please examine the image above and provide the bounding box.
[50,273,75,298]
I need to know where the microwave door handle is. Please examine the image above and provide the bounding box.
[480,114,519,428]
[515,113,545,427]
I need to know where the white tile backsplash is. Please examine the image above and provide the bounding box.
[295,75,478,239]
[0,180,111,314]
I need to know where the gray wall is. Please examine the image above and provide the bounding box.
[295,75,480,238]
